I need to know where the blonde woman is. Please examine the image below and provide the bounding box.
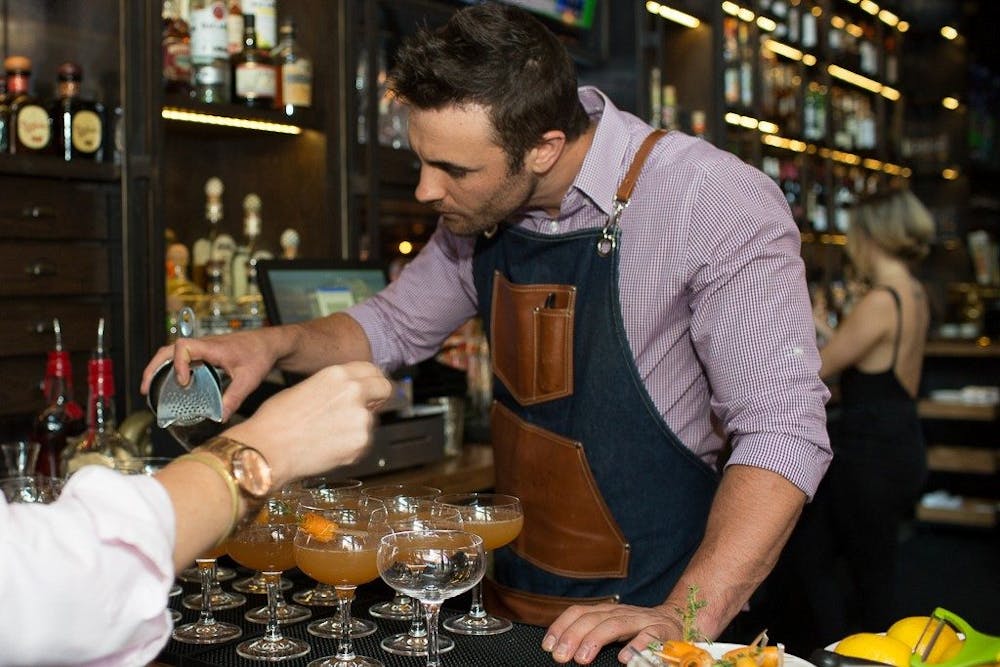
[775,188,936,650]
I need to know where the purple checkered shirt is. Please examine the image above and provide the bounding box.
[349,87,832,498]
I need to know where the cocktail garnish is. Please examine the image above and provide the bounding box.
[300,512,338,542]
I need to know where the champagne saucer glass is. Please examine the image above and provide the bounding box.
[228,498,311,661]
[378,530,486,667]
[435,492,523,635]
[171,549,243,645]
[231,492,298,595]
[370,502,464,657]
[294,494,387,667]
[289,477,364,607]
[361,484,442,621]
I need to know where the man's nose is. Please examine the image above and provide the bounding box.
[414,167,443,205]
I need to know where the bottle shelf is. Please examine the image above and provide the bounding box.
[925,339,999,358]
[916,495,998,529]
[927,445,1000,475]
[0,154,120,182]
[917,399,999,422]
[161,94,322,134]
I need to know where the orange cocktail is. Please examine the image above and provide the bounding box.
[228,538,296,573]
[464,515,523,550]
[295,540,379,587]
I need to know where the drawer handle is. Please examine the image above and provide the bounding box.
[25,260,57,277]
[21,205,56,219]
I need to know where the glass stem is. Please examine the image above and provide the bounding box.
[425,601,443,667]
[263,572,282,642]
[467,579,487,619]
[408,599,427,638]
[334,586,357,660]
[196,559,217,626]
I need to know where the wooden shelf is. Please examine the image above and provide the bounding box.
[916,496,998,528]
[0,154,120,182]
[918,399,999,421]
[925,339,999,358]
[927,445,1000,475]
[359,443,494,495]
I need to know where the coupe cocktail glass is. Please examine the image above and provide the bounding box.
[228,498,311,661]
[180,539,246,611]
[370,502,464,657]
[361,484,441,622]
[434,492,523,635]
[171,541,243,645]
[289,477,363,607]
[378,530,486,667]
[294,494,386,667]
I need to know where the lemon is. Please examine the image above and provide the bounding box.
[835,632,913,667]
[887,616,963,663]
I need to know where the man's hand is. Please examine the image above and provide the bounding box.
[542,602,683,664]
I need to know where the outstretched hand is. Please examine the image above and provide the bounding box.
[542,602,684,665]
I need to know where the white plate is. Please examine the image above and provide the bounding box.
[629,642,817,667]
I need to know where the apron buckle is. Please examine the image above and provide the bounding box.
[597,199,628,257]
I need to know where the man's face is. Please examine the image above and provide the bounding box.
[408,103,536,236]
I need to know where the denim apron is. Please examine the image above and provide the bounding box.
[471,131,719,626]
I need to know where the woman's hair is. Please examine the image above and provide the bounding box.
[388,2,591,174]
[849,188,936,265]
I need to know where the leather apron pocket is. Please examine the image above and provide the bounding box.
[483,576,618,628]
[492,401,630,578]
[490,271,575,406]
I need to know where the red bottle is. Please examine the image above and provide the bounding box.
[32,319,85,477]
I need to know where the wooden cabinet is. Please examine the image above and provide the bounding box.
[915,339,999,528]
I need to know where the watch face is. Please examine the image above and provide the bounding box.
[233,448,272,498]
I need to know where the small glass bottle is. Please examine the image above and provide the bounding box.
[271,17,312,114]
[232,14,276,108]
[32,319,86,477]
[51,62,105,162]
[5,55,53,155]
[226,0,244,56]
[60,318,139,477]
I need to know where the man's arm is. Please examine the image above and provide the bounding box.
[542,465,804,664]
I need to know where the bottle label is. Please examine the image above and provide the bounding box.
[190,2,228,63]
[17,105,51,150]
[282,60,312,107]
[195,63,226,86]
[72,110,103,154]
[235,63,277,99]
[164,40,192,81]
[243,0,277,49]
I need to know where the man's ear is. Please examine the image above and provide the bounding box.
[526,130,566,175]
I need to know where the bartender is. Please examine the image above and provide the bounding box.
[143,3,831,664]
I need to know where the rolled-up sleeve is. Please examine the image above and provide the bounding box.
[1,466,176,666]
[686,158,832,499]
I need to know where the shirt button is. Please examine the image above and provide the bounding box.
[547,220,560,233]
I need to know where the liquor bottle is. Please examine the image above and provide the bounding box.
[242,0,277,50]
[237,256,266,328]
[232,14,276,108]
[32,319,86,477]
[5,56,53,155]
[0,77,10,152]
[162,0,192,96]
[226,0,244,56]
[231,192,262,300]
[191,176,224,290]
[271,17,312,114]
[51,63,105,162]
[189,0,230,104]
[60,318,139,477]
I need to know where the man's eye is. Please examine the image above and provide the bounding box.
[445,167,469,178]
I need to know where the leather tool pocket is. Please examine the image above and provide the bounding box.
[483,576,618,628]
[491,271,575,406]
[492,402,629,578]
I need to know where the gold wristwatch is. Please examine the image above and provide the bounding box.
[197,436,273,500]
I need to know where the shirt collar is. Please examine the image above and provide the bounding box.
[569,86,630,218]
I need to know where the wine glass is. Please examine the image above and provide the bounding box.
[1,439,40,477]
[0,475,63,504]
[378,530,486,667]
[370,502,464,657]
[171,540,243,645]
[228,498,311,661]
[293,494,387,667]
[434,492,523,635]
[361,484,441,622]
[289,476,363,607]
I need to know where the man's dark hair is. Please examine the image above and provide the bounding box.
[388,1,591,173]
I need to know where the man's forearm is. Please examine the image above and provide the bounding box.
[661,464,806,638]
[275,313,374,375]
